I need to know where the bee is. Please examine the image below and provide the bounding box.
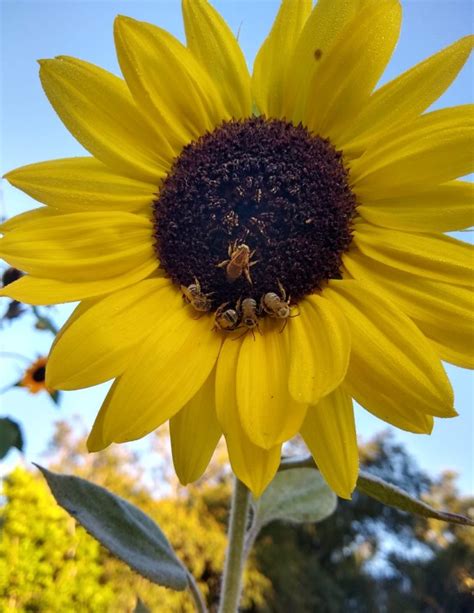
[181,278,213,313]
[239,298,259,329]
[217,240,258,284]
[233,297,260,339]
[213,302,240,332]
[261,282,295,330]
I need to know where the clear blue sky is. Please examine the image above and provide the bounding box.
[1,1,473,493]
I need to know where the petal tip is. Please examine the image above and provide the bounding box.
[461,33,474,48]
[248,483,266,499]
[443,406,459,418]
[337,488,354,501]
[86,432,108,453]
[114,14,137,31]
[3,169,16,182]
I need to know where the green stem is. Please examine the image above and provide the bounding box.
[186,570,208,613]
[278,454,316,472]
[218,478,251,613]
[242,512,260,562]
[31,306,59,335]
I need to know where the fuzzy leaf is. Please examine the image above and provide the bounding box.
[133,598,151,613]
[36,465,188,590]
[0,417,24,459]
[253,467,337,527]
[49,390,62,406]
[358,470,474,526]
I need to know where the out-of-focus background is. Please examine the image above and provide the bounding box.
[1,1,473,611]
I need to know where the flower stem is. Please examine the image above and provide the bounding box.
[186,570,208,613]
[31,306,59,335]
[218,478,251,613]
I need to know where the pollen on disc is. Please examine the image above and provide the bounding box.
[153,116,356,311]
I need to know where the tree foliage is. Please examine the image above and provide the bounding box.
[0,421,269,612]
[0,424,472,612]
[0,468,115,612]
[254,433,474,613]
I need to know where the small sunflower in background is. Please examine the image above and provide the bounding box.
[1,0,473,497]
[20,356,49,395]
[17,356,60,405]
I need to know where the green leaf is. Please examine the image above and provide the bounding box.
[35,465,188,590]
[358,470,474,526]
[253,467,337,527]
[49,390,62,406]
[0,417,24,459]
[133,598,151,613]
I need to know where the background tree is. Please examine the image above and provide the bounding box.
[254,433,474,613]
[0,467,115,613]
[1,423,472,612]
[0,420,269,612]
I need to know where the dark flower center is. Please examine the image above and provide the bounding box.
[153,117,356,314]
[32,365,46,382]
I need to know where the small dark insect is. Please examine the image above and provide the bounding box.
[314,48,323,60]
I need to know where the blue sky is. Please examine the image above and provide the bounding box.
[1,1,473,493]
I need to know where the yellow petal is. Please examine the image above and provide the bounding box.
[283,0,360,122]
[45,299,100,388]
[114,15,228,150]
[300,387,358,499]
[0,211,154,281]
[99,305,222,445]
[226,432,281,499]
[351,105,474,197]
[0,207,59,232]
[0,261,159,305]
[215,336,281,497]
[354,223,473,287]
[4,158,156,213]
[46,278,172,390]
[288,295,351,405]
[170,371,221,484]
[236,319,307,449]
[357,181,474,232]
[325,280,455,430]
[39,56,172,182]
[345,250,474,369]
[340,35,474,152]
[87,379,121,452]
[304,0,402,139]
[51,298,98,346]
[252,0,312,117]
[182,0,251,118]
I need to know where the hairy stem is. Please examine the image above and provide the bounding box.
[218,478,251,613]
[186,570,208,613]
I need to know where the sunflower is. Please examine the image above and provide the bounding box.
[1,0,472,498]
[20,357,49,394]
